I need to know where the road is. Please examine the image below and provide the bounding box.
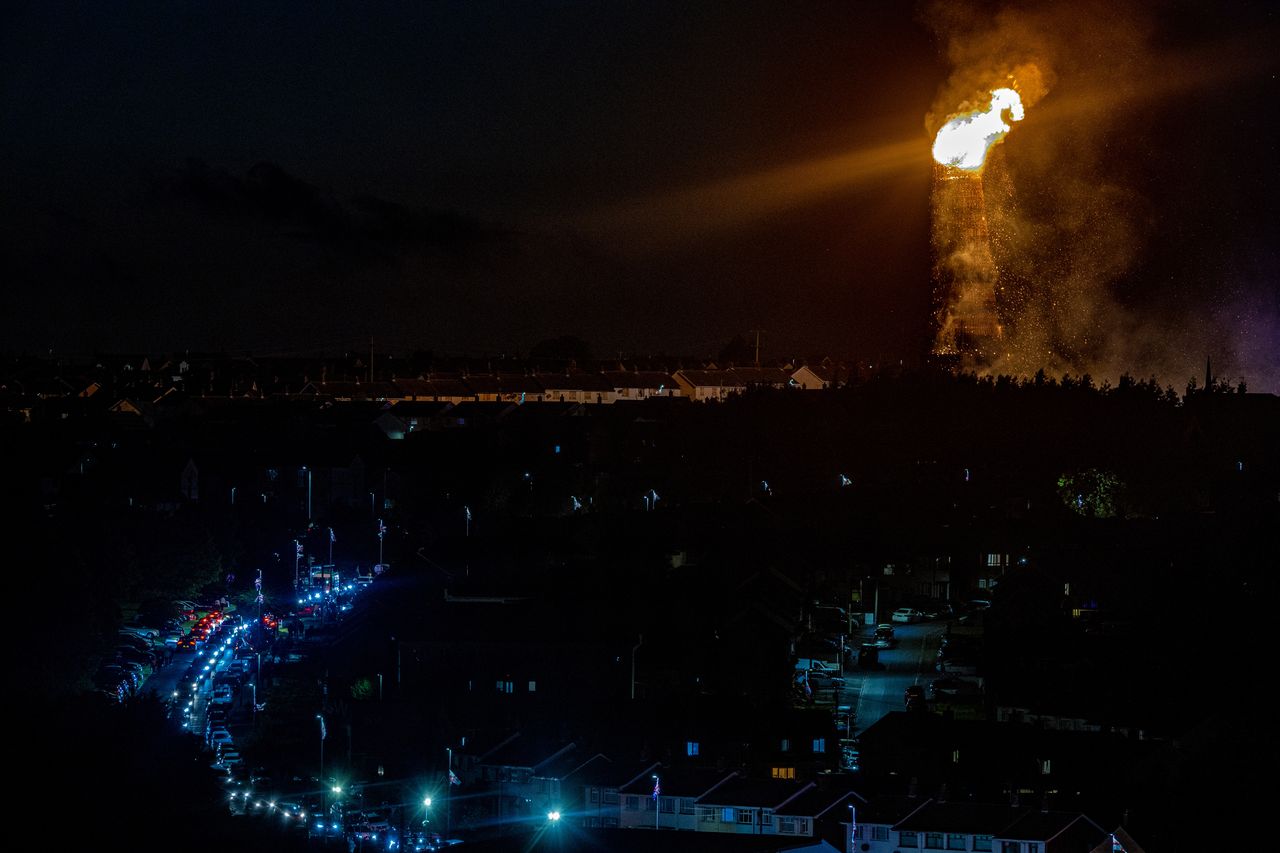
[851,619,947,734]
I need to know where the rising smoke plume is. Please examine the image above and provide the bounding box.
[921,0,1279,390]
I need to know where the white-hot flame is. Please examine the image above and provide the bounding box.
[932,87,1025,171]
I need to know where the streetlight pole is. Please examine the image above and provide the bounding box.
[630,635,643,700]
[652,774,660,830]
[317,714,326,822]
[304,466,312,520]
[446,746,453,841]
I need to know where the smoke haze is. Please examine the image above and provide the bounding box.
[923,0,1279,390]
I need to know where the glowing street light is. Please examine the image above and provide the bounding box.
[547,810,561,822]
[423,797,432,808]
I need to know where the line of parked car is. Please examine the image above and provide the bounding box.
[92,621,178,702]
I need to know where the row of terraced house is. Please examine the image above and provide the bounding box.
[299,365,843,405]
[451,735,1142,853]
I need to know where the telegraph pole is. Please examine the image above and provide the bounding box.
[748,329,765,367]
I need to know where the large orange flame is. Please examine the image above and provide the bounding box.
[932,87,1025,171]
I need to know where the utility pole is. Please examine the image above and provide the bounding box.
[370,334,375,383]
[631,635,644,699]
[748,329,764,368]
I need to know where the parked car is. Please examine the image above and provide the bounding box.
[936,657,980,676]
[891,608,923,624]
[923,603,958,620]
[904,684,925,706]
[117,633,157,652]
[116,646,156,667]
[929,676,983,698]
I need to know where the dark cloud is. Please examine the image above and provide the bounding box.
[149,159,499,256]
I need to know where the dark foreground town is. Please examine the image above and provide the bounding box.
[9,354,1277,853]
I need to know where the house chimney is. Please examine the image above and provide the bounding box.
[937,783,948,804]
[907,777,919,799]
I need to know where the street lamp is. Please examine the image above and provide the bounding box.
[547,810,561,822]
[302,466,312,520]
[317,714,327,823]
[652,775,660,830]
[630,635,644,700]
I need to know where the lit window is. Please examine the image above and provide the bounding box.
[948,833,968,850]
[780,738,791,752]
[900,831,919,848]
[736,809,753,824]
[926,831,944,849]
[528,681,536,692]
[686,741,699,756]
[771,767,796,780]
[974,835,993,852]
[721,808,735,823]
[812,738,826,753]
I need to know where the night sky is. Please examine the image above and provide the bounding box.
[2,1,1276,384]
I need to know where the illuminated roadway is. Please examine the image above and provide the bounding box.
[851,620,948,735]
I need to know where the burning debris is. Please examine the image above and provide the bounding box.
[930,86,1029,366]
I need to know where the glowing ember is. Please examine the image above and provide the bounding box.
[932,87,1025,171]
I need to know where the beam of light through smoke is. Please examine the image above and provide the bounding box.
[563,138,924,252]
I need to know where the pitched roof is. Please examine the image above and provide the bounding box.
[694,777,814,809]
[567,758,660,789]
[727,367,792,386]
[536,372,615,392]
[674,369,745,388]
[894,801,1028,835]
[854,796,931,826]
[601,371,673,389]
[1000,810,1105,844]
[619,767,736,799]
[477,733,574,770]
[775,788,864,818]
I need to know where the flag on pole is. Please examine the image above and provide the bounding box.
[377,518,386,540]
[449,770,460,786]
[464,505,471,522]
[296,540,303,557]
[652,777,660,800]
[329,527,336,543]
[319,716,327,740]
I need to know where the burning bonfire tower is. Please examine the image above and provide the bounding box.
[931,87,1025,367]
